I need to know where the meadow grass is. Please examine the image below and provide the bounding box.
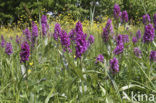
[0,16,156,103]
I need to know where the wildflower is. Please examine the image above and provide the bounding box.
[113,43,124,55]
[5,42,13,55]
[53,23,61,41]
[1,35,4,40]
[41,15,49,36]
[132,37,138,44]
[32,22,38,37]
[115,35,124,55]
[1,35,5,48]
[75,33,88,58]
[87,35,94,46]
[121,35,129,43]
[136,30,141,40]
[121,10,128,23]
[60,30,71,52]
[42,23,47,36]
[32,22,38,47]
[76,32,87,56]
[153,14,156,30]
[142,14,151,25]
[75,21,88,58]
[75,21,83,34]
[105,19,113,33]
[69,29,76,41]
[116,35,123,45]
[134,47,142,58]
[95,54,104,63]
[23,28,31,41]
[102,28,109,42]
[41,15,48,25]
[74,55,76,58]
[29,62,33,66]
[113,4,121,19]
[143,24,155,43]
[110,57,119,73]
[20,42,30,63]
[102,19,113,42]
[150,51,156,62]
[16,35,20,44]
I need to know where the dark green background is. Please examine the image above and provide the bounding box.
[0,0,155,25]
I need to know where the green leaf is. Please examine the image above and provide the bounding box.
[45,88,55,103]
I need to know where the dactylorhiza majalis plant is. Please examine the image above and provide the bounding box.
[1,35,5,48]
[60,30,71,52]
[113,4,121,34]
[20,41,30,63]
[53,23,61,41]
[5,42,13,55]
[23,28,31,42]
[153,13,156,30]
[75,21,88,59]
[41,15,49,36]
[102,19,113,43]
[143,24,155,43]
[95,54,104,63]
[31,21,39,48]
[150,51,156,62]
[110,57,119,73]
[142,14,151,25]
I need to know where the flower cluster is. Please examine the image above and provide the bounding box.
[154,14,156,30]
[110,57,119,73]
[69,29,76,41]
[150,51,156,62]
[32,22,38,38]
[121,10,128,23]
[121,34,129,43]
[75,21,83,33]
[95,54,104,63]
[142,14,151,25]
[134,47,142,58]
[143,24,155,43]
[113,44,124,55]
[75,21,88,58]
[102,19,113,42]
[87,35,94,46]
[41,15,49,36]
[60,30,71,52]
[41,15,48,24]
[31,21,38,46]
[75,33,88,58]
[53,23,61,41]
[136,30,141,40]
[32,22,38,37]
[20,42,30,63]
[42,23,47,36]
[113,4,121,19]
[116,35,123,45]
[5,42,13,55]
[114,35,124,55]
[1,35,5,48]
[132,36,138,44]
[23,28,31,41]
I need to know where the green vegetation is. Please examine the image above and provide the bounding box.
[0,0,156,24]
[0,0,156,103]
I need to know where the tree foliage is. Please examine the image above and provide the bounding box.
[0,0,155,25]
